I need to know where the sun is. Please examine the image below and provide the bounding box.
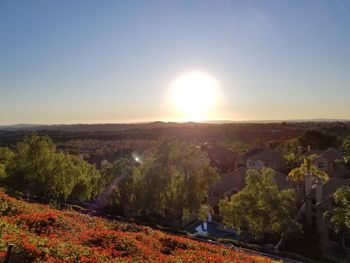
[169,71,220,121]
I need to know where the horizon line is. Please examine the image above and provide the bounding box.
[1,118,350,127]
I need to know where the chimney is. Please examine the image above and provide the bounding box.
[305,172,312,195]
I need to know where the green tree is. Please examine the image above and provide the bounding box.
[284,152,299,171]
[68,155,101,201]
[219,168,299,241]
[336,135,350,171]
[298,129,340,151]
[343,135,350,153]
[324,186,350,233]
[100,158,136,217]
[288,155,329,182]
[6,134,100,201]
[0,147,15,180]
[131,138,219,225]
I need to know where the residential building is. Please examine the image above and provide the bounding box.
[304,176,350,261]
[306,148,347,178]
[205,145,237,173]
[236,147,286,171]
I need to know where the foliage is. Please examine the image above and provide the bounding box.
[219,168,300,241]
[4,134,101,201]
[283,152,299,170]
[130,138,219,225]
[324,186,350,233]
[337,135,350,171]
[298,129,340,151]
[100,158,136,216]
[0,147,15,163]
[0,164,5,180]
[0,147,15,180]
[197,204,214,223]
[0,190,279,262]
[288,155,329,182]
[343,135,350,153]
[99,138,219,225]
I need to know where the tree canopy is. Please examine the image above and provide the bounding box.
[288,155,329,182]
[337,135,350,171]
[324,186,350,233]
[0,147,15,180]
[119,138,220,225]
[298,129,340,151]
[4,134,101,201]
[219,168,299,241]
[100,158,136,216]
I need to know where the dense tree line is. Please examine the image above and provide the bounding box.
[0,134,101,202]
[0,134,220,227]
[1,128,350,244]
[101,138,219,225]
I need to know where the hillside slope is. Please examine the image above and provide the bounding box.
[0,190,278,262]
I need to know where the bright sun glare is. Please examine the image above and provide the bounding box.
[170,71,220,121]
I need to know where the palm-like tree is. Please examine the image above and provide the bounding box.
[275,155,329,251]
[288,155,329,182]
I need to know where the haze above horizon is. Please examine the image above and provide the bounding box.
[1,0,350,125]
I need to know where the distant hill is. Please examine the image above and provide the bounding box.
[1,119,349,132]
[0,122,182,132]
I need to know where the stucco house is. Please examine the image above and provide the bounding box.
[236,147,286,171]
[306,148,347,178]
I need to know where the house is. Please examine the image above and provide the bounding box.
[208,167,292,213]
[205,145,237,173]
[236,147,285,171]
[207,167,247,212]
[304,176,350,261]
[306,148,347,178]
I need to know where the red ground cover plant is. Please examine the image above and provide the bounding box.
[0,190,279,262]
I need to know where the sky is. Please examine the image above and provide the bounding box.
[1,0,350,124]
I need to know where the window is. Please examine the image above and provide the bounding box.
[318,162,325,169]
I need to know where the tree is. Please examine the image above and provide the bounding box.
[298,129,340,151]
[336,135,350,171]
[68,155,101,201]
[288,155,329,182]
[219,168,299,241]
[324,186,350,233]
[100,158,136,216]
[130,137,219,225]
[284,152,300,171]
[344,135,350,153]
[0,147,15,180]
[6,134,101,201]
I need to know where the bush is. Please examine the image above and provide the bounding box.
[217,238,263,252]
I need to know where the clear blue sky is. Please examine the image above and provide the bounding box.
[1,0,349,124]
